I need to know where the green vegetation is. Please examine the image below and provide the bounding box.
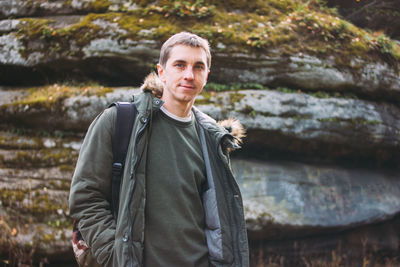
[0,185,71,264]
[14,0,400,65]
[0,148,78,168]
[0,129,81,152]
[205,82,265,92]
[202,83,358,99]
[195,91,213,105]
[229,92,246,104]
[0,134,41,150]
[241,104,257,117]
[144,0,216,19]
[275,86,358,99]
[0,132,75,264]
[10,84,113,109]
[1,2,398,265]
[317,117,381,125]
[0,187,68,218]
[0,127,77,265]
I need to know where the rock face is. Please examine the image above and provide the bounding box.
[0,87,138,131]
[212,53,400,102]
[1,85,399,263]
[237,158,400,265]
[0,132,80,264]
[1,30,399,101]
[1,128,399,265]
[201,89,400,167]
[0,0,111,18]
[327,0,400,40]
[234,159,400,238]
[1,0,400,265]
[0,1,399,102]
[1,85,399,264]
[2,87,399,167]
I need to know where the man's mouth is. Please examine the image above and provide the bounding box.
[180,84,195,89]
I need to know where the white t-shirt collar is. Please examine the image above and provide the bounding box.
[160,105,192,122]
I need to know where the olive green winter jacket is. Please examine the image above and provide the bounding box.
[69,73,249,267]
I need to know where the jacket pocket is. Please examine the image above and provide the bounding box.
[202,188,223,260]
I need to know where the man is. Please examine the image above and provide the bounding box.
[69,32,249,267]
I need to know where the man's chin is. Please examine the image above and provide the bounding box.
[176,94,196,103]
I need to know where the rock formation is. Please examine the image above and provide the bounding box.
[327,0,400,40]
[0,0,399,102]
[2,87,400,167]
[0,0,399,265]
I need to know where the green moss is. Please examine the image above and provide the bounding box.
[46,219,71,230]
[204,83,231,92]
[229,92,246,105]
[240,104,257,117]
[86,0,112,12]
[0,129,81,150]
[3,148,77,168]
[42,233,56,243]
[59,164,75,173]
[195,91,213,105]
[276,86,298,94]
[0,188,68,220]
[275,87,358,99]
[17,18,55,38]
[12,84,113,109]
[144,0,216,19]
[0,189,26,205]
[205,82,265,92]
[48,179,72,191]
[317,117,381,125]
[13,0,400,75]
[30,191,65,216]
[210,0,298,14]
[0,134,41,150]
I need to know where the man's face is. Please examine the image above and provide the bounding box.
[158,44,209,105]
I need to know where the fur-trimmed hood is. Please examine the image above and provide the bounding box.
[140,72,164,98]
[139,72,245,149]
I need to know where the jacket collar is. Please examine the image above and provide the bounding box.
[135,72,245,151]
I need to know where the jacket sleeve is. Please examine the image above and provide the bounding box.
[69,107,116,266]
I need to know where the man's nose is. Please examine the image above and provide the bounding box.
[183,68,194,80]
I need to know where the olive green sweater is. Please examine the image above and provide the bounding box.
[144,109,209,267]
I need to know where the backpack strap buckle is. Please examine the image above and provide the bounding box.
[112,162,123,176]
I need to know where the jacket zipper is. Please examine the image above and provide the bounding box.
[127,119,147,267]
[218,137,243,266]
[225,162,243,266]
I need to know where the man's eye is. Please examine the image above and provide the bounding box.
[175,63,184,68]
[195,65,205,70]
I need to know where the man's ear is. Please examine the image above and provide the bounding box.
[157,63,166,83]
[204,69,210,86]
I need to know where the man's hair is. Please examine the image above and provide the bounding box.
[159,32,211,69]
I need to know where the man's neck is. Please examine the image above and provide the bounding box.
[160,98,194,118]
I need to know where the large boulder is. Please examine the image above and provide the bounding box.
[200,89,400,167]
[0,0,115,18]
[235,159,400,238]
[327,0,400,40]
[1,130,399,265]
[0,1,399,101]
[0,86,137,130]
[1,0,399,265]
[1,86,399,166]
[237,158,400,265]
[212,53,400,102]
[0,132,80,264]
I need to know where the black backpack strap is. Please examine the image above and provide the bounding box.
[109,101,137,220]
